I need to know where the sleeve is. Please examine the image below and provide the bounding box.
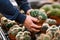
[15,0,31,13]
[0,0,26,24]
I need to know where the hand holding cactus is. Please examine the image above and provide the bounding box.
[24,15,41,32]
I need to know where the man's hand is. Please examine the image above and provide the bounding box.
[24,15,41,32]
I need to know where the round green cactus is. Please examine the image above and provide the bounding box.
[41,5,52,12]
[45,19,56,24]
[52,3,60,9]
[16,31,31,40]
[6,21,17,28]
[24,31,31,40]
[47,25,59,38]
[48,9,60,17]
[24,31,31,36]
[8,25,23,36]
[16,31,24,40]
[30,9,48,20]
[24,35,31,40]
[40,23,49,33]
[38,11,48,20]
[30,9,39,17]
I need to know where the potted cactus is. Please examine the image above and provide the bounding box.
[30,9,48,26]
[47,9,60,25]
[8,25,25,40]
[16,31,31,40]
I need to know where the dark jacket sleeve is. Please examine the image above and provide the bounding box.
[0,0,26,24]
[15,0,31,13]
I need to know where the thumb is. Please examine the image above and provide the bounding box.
[31,17,39,23]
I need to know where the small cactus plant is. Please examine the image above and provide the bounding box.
[41,5,52,13]
[45,19,56,24]
[30,9,48,20]
[8,25,23,36]
[6,20,17,28]
[1,17,8,25]
[52,3,60,9]
[36,34,51,40]
[16,31,31,40]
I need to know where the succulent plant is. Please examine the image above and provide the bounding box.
[41,5,52,12]
[46,31,53,39]
[1,17,8,25]
[16,31,24,40]
[52,37,58,40]
[30,9,48,20]
[40,23,49,33]
[36,34,45,40]
[46,25,59,38]
[52,3,60,9]
[6,20,17,28]
[42,35,50,40]
[36,34,51,40]
[48,9,60,17]
[54,30,60,38]
[45,19,56,24]
[16,31,31,40]
[24,31,31,36]
[8,25,23,36]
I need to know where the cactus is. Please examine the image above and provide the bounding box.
[30,9,39,17]
[40,23,49,33]
[16,31,24,40]
[36,34,45,40]
[6,20,17,28]
[45,19,56,24]
[24,31,31,36]
[39,9,45,12]
[1,17,17,28]
[36,34,51,40]
[16,31,31,40]
[42,35,50,40]
[24,31,31,40]
[54,31,60,38]
[41,5,52,12]
[46,25,59,36]
[53,35,60,40]
[30,9,48,20]
[52,37,58,40]
[48,9,60,17]
[57,36,60,40]
[52,3,60,9]
[8,25,23,36]
[1,17,8,25]
[46,31,53,39]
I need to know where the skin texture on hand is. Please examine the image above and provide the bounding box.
[24,15,41,32]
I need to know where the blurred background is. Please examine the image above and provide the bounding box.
[10,0,60,9]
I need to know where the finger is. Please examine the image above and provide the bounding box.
[31,28,40,32]
[31,17,39,23]
[31,23,42,29]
